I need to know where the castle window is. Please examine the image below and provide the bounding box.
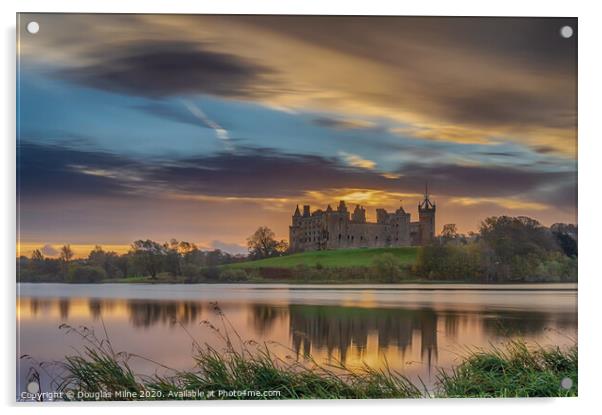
[375,236,378,241]
[338,234,341,240]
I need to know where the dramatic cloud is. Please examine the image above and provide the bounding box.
[18,141,576,211]
[21,14,577,154]
[17,141,142,198]
[16,14,577,246]
[56,40,273,98]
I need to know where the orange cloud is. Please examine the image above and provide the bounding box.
[338,152,377,170]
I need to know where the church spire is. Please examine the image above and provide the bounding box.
[293,205,301,217]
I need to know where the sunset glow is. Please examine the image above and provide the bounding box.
[17,15,577,256]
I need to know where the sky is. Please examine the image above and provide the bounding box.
[17,14,577,257]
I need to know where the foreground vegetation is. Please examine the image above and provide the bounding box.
[437,341,577,398]
[24,313,577,400]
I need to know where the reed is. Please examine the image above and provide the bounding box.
[25,305,576,400]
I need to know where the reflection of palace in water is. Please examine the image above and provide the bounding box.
[22,297,577,373]
[247,304,574,367]
[286,305,439,368]
[290,306,437,362]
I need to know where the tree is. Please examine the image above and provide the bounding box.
[163,239,182,276]
[59,245,74,263]
[551,223,578,257]
[67,265,107,283]
[479,216,558,262]
[59,244,74,275]
[88,245,120,278]
[28,249,45,275]
[130,240,166,279]
[247,226,288,259]
[31,249,44,262]
[441,224,459,242]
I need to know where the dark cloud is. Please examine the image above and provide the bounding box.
[530,180,578,211]
[144,148,377,198]
[36,15,576,145]
[236,16,576,74]
[476,151,519,158]
[533,145,560,154]
[17,141,142,198]
[232,15,576,133]
[393,163,575,205]
[18,141,576,211]
[57,41,273,98]
[430,88,573,129]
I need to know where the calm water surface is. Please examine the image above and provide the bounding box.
[17,283,577,393]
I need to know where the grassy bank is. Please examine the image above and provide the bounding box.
[437,341,577,398]
[228,247,418,269]
[28,316,576,400]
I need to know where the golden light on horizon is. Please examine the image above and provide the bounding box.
[448,196,549,211]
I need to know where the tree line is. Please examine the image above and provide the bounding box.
[18,226,289,283]
[414,216,577,282]
[17,216,577,283]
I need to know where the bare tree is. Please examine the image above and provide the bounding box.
[59,245,74,263]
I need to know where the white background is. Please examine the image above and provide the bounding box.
[2,0,601,414]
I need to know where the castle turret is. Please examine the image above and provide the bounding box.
[418,183,436,244]
[352,204,367,223]
[376,208,388,224]
[292,205,301,226]
[303,205,311,217]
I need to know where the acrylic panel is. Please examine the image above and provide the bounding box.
[16,14,578,401]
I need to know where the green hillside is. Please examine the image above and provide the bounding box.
[229,247,418,269]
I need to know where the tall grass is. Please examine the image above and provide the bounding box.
[24,304,576,400]
[437,341,577,398]
[51,304,422,400]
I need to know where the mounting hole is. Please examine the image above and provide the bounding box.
[26,21,39,34]
[27,381,40,394]
[560,25,573,39]
[560,377,573,390]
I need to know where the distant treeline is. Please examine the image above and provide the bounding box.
[413,217,577,283]
[17,216,577,283]
[17,240,247,283]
